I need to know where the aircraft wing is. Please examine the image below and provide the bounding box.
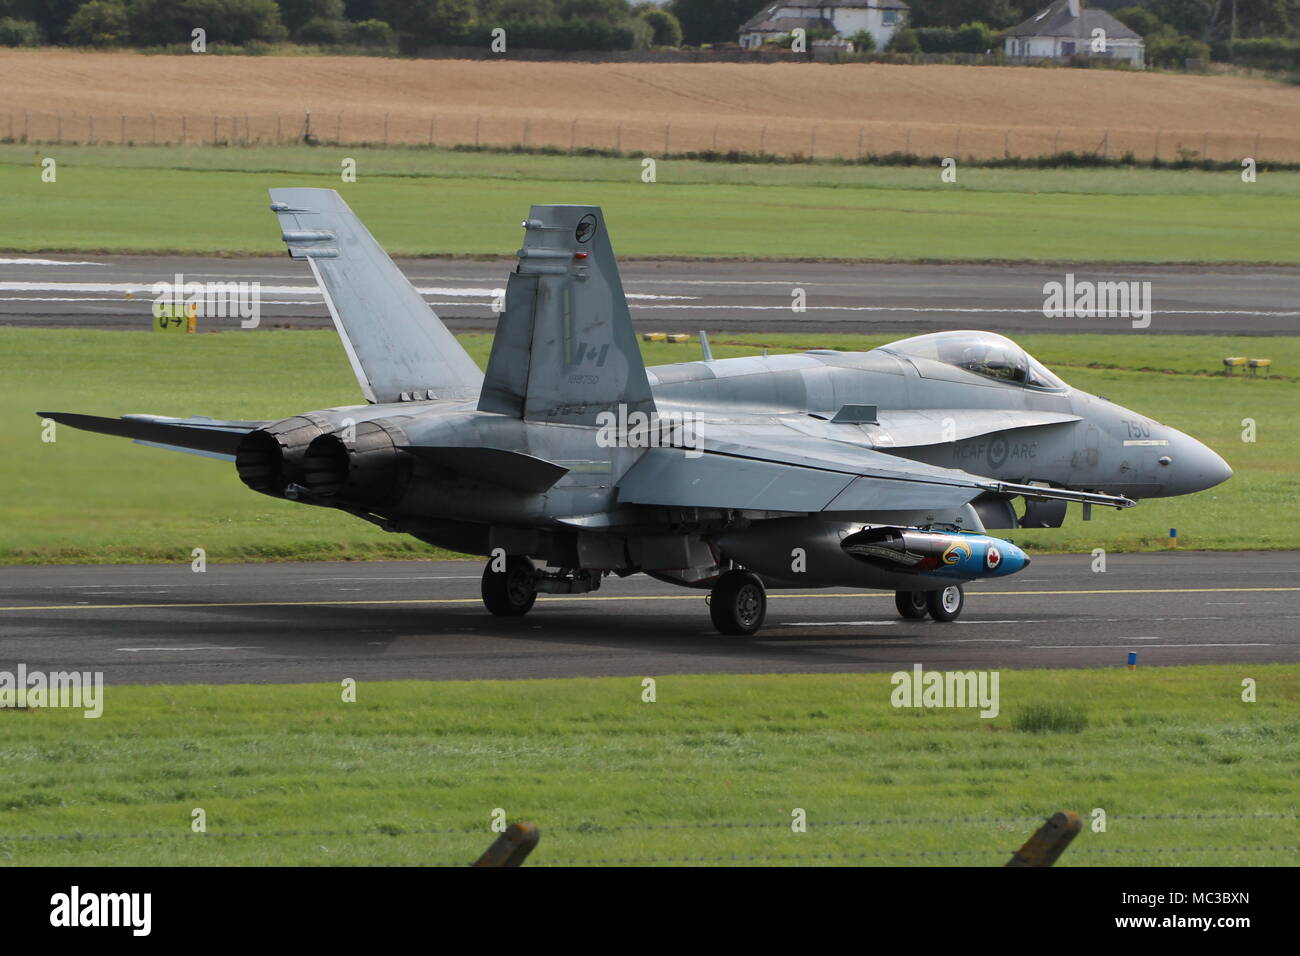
[615,428,1134,514]
[37,412,267,461]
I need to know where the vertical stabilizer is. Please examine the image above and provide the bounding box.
[269,188,483,404]
[478,206,655,425]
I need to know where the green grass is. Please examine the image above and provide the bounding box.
[2,144,1297,262]
[2,328,1294,564]
[1,667,1294,866]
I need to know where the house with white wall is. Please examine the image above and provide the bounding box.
[739,0,909,51]
[1004,0,1144,66]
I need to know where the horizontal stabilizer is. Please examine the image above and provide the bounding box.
[400,446,569,494]
[37,412,263,457]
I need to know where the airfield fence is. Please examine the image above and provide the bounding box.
[6,811,1295,866]
[4,109,1300,165]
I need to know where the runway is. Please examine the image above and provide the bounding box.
[1,552,1295,685]
[3,255,1299,335]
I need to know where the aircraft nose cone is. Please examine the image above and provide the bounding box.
[1163,433,1233,495]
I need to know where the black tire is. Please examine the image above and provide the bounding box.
[709,570,767,636]
[895,590,929,620]
[481,555,537,617]
[926,584,964,623]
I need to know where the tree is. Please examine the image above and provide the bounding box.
[668,0,770,46]
[275,0,344,34]
[1113,5,1165,35]
[67,0,130,46]
[555,0,630,23]
[886,25,920,51]
[0,16,41,45]
[849,28,876,51]
[128,0,288,45]
[1146,0,1214,36]
[375,0,473,43]
[643,8,684,45]
[1147,29,1211,65]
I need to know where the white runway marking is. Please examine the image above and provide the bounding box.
[116,645,262,652]
[0,258,105,266]
[1028,642,1273,649]
[0,281,694,301]
[786,620,896,627]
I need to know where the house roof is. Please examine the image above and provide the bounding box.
[741,0,908,33]
[1005,0,1141,40]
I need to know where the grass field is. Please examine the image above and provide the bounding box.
[1,667,1294,866]
[2,144,1297,262]
[3,328,1295,564]
[3,51,1299,161]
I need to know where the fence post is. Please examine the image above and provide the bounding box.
[24,110,29,142]
[212,114,217,144]
[475,116,481,147]
[1253,131,1261,158]
[810,126,816,159]
[245,114,250,145]
[429,115,435,147]
[857,126,863,158]
[87,114,92,143]
[1003,129,1009,158]
[181,114,186,144]
[1005,812,1081,867]
[275,112,281,145]
[384,112,390,147]
[904,127,911,155]
[615,122,621,152]
[1053,128,1060,155]
[954,128,961,157]
[151,113,156,145]
[712,123,718,150]
[571,118,577,151]
[522,118,529,146]
[56,111,62,142]
[1153,129,1160,161]
[665,123,670,152]
[760,126,766,154]
[472,823,539,867]
[1201,131,1208,160]
[336,111,343,144]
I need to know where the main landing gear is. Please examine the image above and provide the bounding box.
[709,569,767,636]
[481,555,538,616]
[894,584,964,623]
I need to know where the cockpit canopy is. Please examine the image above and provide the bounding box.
[880,330,1067,391]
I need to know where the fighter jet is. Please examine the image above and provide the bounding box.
[41,190,1232,635]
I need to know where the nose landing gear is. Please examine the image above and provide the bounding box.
[894,584,964,622]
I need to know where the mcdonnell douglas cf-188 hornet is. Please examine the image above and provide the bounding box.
[42,190,1233,635]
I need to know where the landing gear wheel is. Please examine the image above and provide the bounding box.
[481,555,537,617]
[709,570,767,636]
[895,590,929,620]
[926,584,964,623]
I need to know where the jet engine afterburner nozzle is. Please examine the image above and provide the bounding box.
[234,415,330,498]
[299,419,412,506]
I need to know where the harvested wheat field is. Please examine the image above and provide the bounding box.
[2,50,1299,161]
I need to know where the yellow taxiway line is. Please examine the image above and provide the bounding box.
[2,586,1299,613]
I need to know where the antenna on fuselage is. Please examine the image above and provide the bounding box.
[699,330,713,362]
